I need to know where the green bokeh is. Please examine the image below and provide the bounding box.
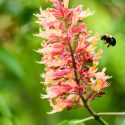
[0,0,125,125]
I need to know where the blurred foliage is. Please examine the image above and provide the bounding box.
[57,120,85,125]
[0,0,125,125]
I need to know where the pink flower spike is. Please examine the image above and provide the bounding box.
[36,0,111,113]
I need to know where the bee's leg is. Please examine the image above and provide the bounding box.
[107,44,110,48]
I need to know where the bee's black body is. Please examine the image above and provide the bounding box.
[101,34,116,47]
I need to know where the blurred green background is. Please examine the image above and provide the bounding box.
[0,0,125,125]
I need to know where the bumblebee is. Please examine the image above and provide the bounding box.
[101,34,116,47]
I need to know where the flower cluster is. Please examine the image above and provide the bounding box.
[35,0,110,114]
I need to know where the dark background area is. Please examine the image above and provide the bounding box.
[0,0,125,125]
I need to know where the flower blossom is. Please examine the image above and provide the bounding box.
[35,0,110,114]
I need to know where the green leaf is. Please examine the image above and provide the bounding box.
[57,120,85,125]
[57,120,69,125]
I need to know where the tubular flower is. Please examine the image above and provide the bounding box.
[36,0,110,114]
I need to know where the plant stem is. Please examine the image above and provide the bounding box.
[72,112,125,124]
[68,43,80,85]
[98,112,125,116]
[68,42,109,125]
[72,116,94,124]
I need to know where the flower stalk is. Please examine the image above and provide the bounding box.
[68,43,80,85]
